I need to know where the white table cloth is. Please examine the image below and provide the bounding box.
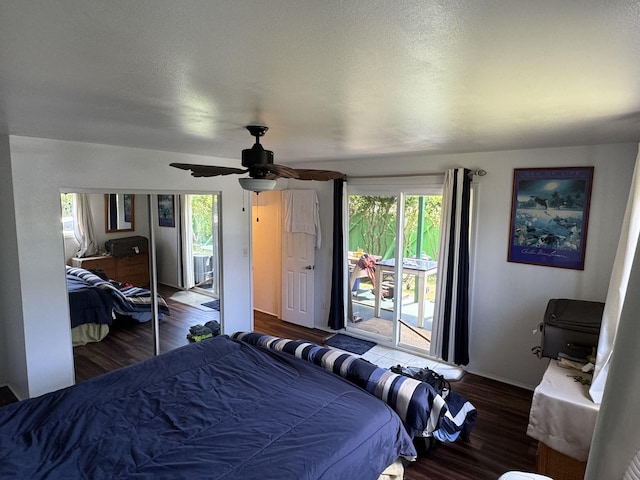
[527,360,600,461]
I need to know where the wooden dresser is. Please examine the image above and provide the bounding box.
[70,253,150,287]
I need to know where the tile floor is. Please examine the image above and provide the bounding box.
[169,290,221,319]
[341,343,464,380]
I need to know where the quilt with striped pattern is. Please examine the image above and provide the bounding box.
[232,331,476,442]
[66,266,170,320]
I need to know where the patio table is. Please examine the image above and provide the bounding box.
[373,258,437,328]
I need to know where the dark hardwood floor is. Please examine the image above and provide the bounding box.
[2,285,538,479]
[0,386,16,407]
[255,310,538,480]
[73,284,214,382]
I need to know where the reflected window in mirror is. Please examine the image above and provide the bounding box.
[105,193,135,232]
[60,193,75,237]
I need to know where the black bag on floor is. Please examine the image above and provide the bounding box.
[535,298,604,362]
[390,365,450,397]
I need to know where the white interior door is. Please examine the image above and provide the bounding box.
[281,231,315,328]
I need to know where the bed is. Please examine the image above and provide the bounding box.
[66,270,115,345]
[66,266,170,346]
[233,332,477,445]
[0,334,416,479]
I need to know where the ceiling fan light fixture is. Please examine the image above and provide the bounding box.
[238,177,277,192]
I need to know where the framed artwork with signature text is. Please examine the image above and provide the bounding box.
[508,167,594,270]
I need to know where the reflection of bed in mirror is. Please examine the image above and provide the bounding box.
[67,269,114,345]
[66,266,170,346]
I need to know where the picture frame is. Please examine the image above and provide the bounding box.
[507,167,594,270]
[123,194,133,223]
[105,193,135,233]
[157,194,175,227]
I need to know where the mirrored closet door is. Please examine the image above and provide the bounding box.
[61,191,222,383]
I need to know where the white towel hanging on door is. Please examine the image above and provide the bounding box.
[284,190,321,248]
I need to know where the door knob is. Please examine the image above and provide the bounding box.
[304,265,315,270]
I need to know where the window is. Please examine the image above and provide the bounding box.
[60,193,75,236]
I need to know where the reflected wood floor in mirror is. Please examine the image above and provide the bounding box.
[70,291,538,479]
[73,284,213,382]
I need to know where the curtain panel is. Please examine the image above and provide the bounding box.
[589,145,640,404]
[328,178,346,330]
[431,168,471,365]
[73,193,99,258]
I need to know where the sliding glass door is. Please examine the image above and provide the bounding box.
[346,185,442,354]
[181,194,220,298]
[347,194,399,344]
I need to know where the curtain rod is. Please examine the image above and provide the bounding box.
[347,169,487,180]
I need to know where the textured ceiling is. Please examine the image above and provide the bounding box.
[1,1,639,164]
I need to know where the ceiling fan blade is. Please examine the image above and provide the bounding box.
[267,164,301,179]
[263,165,346,181]
[170,163,248,177]
[290,168,347,181]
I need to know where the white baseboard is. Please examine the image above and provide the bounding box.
[464,367,536,391]
[254,308,279,318]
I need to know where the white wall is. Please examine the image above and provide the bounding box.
[2,136,253,399]
[293,143,637,389]
[0,135,28,396]
[251,190,282,317]
[153,195,182,288]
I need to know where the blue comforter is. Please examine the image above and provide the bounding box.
[66,266,170,322]
[66,274,114,328]
[0,335,416,479]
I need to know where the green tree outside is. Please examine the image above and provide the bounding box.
[191,194,216,253]
[348,195,442,260]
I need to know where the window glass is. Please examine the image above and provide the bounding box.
[60,193,74,235]
[346,184,442,355]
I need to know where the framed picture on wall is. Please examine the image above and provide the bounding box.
[123,194,133,223]
[158,194,175,227]
[507,166,594,270]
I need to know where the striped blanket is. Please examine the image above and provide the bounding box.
[66,266,170,321]
[232,332,476,442]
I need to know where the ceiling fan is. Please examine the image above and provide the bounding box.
[170,125,346,192]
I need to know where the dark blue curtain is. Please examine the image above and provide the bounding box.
[436,168,471,365]
[109,194,118,230]
[328,178,345,330]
